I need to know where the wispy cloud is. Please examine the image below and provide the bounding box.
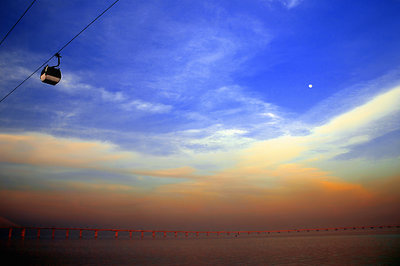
[122,99,172,113]
[1,3,275,150]
[262,0,304,9]
[59,72,127,102]
[1,85,399,180]
[1,85,400,228]
[98,4,271,100]
[0,51,42,92]
[283,0,303,9]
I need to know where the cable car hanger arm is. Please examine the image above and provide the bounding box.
[54,53,61,67]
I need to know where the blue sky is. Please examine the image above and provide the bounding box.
[0,0,400,229]
[1,0,399,149]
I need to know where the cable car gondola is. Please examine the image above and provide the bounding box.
[40,53,62,85]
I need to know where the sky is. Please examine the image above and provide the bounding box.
[0,0,399,230]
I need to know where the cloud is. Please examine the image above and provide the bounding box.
[0,51,42,87]
[335,129,400,160]
[1,85,400,228]
[0,133,131,170]
[263,0,303,9]
[56,72,173,114]
[130,166,197,179]
[0,3,276,154]
[300,69,400,126]
[122,99,172,113]
[0,132,203,181]
[65,181,138,192]
[1,85,399,176]
[283,0,303,8]
[1,0,400,230]
[98,3,271,101]
[180,126,253,152]
[238,85,400,168]
[179,85,400,201]
[308,86,400,159]
[313,86,400,137]
[58,72,127,102]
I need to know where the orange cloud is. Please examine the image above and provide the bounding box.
[0,133,200,180]
[0,133,130,169]
[128,166,199,179]
[0,171,397,230]
[1,86,399,229]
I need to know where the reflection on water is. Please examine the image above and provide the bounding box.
[1,232,399,265]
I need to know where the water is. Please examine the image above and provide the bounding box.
[1,232,399,265]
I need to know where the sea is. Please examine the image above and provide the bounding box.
[1,229,399,265]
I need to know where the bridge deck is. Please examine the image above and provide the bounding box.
[2,225,398,240]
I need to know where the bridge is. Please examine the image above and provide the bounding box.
[2,225,399,240]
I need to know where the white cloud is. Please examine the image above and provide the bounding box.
[122,99,172,113]
[263,0,303,9]
[101,8,271,105]
[216,129,248,136]
[59,73,126,103]
[245,85,400,167]
[0,51,42,90]
[1,85,399,187]
[284,0,303,8]
[99,88,126,102]
[311,86,400,148]
[59,72,173,114]
[186,127,253,151]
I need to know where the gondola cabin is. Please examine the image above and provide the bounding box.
[40,66,61,85]
[40,53,62,85]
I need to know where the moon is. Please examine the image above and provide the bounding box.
[308,84,313,88]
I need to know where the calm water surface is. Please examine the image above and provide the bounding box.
[1,232,399,265]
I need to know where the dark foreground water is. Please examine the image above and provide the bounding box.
[1,232,399,265]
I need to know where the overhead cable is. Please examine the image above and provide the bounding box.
[0,0,38,47]
[0,0,121,104]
